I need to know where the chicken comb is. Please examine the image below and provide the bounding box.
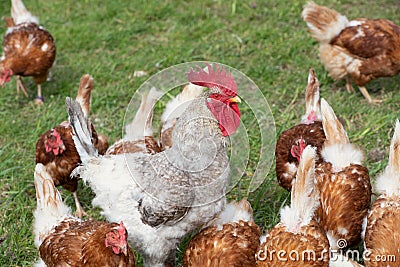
[118,221,126,236]
[186,63,238,96]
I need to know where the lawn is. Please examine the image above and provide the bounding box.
[0,0,399,266]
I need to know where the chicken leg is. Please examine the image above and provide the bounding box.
[358,86,382,104]
[16,76,28,97]
[34,84,44,105]
[73,191,87,218]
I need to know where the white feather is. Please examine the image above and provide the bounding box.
[375,120,400,196]
[321,143,364,171]
[11,0,39,25]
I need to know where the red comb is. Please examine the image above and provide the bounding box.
[186,63,238,96]
[118,221,126,235]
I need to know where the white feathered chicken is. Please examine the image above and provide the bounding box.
[66,63,241,267]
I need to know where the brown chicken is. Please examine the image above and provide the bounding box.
[160,82,203,150]
[275,69,326,191]
[302,2,400,104]
[364,120,400,267]
[0,0,56,105]
[256,146,330,267]
[184,198,260,267]
[106,87,161,155]
[35,74,108,218]
[33,163,135,267]
[315,98,371,249]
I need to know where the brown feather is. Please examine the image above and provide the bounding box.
[364,196,400,267]
[256,221,330,267]
[275,122,325,191]
[184,220,260,267]
[2,23,56,84]
[315,162,371,248]
[39,220,135,267]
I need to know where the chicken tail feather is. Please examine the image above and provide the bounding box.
[33,163,71,247]
[321,98,349,145]
[160,83,203,142]
[66,97,98,163]
[11,0,38,25]
[280,146,319,231]
[208,198,254,228]
[301,1,348,43]
[75,74,94,118]
[301,68,321,124]
[124,87,163,141]
[375,120,400,195]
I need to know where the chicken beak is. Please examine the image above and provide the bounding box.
[121,245,128,256]
[229,96,241,103]
[59,143,66,151]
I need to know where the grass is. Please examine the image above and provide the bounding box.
[0,0,399,265]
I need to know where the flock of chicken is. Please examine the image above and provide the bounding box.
[1,0,400,266]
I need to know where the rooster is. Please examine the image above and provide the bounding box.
[35,74,108,218]
[106,87,162,155]
[66,63,241,267]
[1,0,56,105]
[315,98,371,249]
[160,82,203,150]
[364,120,400,267]
[183,198,260,267]
[33,163,135,267]
[302,2,400,104]
[256,146,330,266]
[275,69,325,191]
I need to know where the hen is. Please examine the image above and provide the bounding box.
[106,87,162,155]
[0,0,56,105]
[302,2,400,104]
[160,82,203,150]
[315,98,371,249]
[66,63,241,266]
[183,198,260,267]
[364,120,400,267]
[275,68,325,191]
[256,146,330,267]
[33,163,135,267]
[35,74,108,218]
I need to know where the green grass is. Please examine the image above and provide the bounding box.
[0,0,399,266]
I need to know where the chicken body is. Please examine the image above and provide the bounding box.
[184,198,260,267]
[257,146,330,267]
[275,69,325,191]
[315,99,371,249]
[67,64,241,266]
[302,2,400,103]
[1,0,56,104]
[33,164,135,267]
[364,121,400,267]
[35,75,108,218]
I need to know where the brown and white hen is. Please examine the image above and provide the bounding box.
[302,2,400,103]
[275,69,325,191]
[315,98,371,249]
[0,0,56,105]
[256,145,330,267]
[33,163,135,267]
[364,120,400,267]
[184,198,260,267]
[35,74,108,218]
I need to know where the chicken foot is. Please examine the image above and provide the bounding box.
[16,76,28,97]
[73,191,88,218]
[358,86,382,104]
